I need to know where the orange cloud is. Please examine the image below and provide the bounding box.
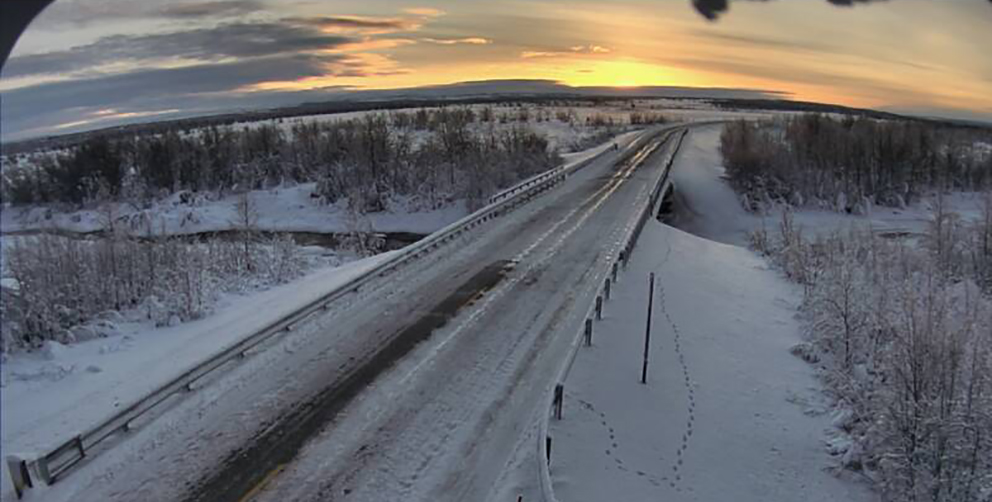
[571,45,611,54]
[521,51,560,59]
[288,15,422,35]
[333,38,417,52]
[521,44,612,59]
[423,37,491,45]
[403,7,446,17]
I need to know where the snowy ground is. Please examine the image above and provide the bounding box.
[0,183,466,237]
[549,223,876,502]
[548,125,880,501]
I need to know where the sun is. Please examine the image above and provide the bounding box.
[557,59,706,89]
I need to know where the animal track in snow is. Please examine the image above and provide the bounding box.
[654,238,696,492]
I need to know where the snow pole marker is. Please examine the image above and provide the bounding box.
[641,273,655,384]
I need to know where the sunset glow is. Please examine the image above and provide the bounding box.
[2,0,990,140]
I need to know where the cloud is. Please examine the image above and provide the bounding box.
[520,44,612,58]
[2,52,361,134]
[2,21,354,79]
[159,1,266,19]
[286,16,420,34]
[403,7,446,17]
[30,0,267,28]
[1,6,441,139]
[570,45,611,54]
[694,31,835,53]
[423,37,491,45]
[669,54,928,102]
[521,51,561,59]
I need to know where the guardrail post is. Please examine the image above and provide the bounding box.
[546,436,553,465]
[612,262,618,283]
[553,384,564,420]
[604,278,611,300]
[584,318,593,346]
[595,296,603,320]
[7,456,32,498]
[31,457,52,486]
[73,435,85,459]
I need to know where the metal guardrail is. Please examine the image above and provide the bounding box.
[537,127,689,502]
[487,135,639,206]
[5,125,676,497]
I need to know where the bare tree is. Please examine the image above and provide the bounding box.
[232,192,259,272]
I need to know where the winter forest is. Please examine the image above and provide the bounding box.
[735,115,992,502]
[721,114,992,212]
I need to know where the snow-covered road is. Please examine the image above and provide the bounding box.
[25,126,686,502]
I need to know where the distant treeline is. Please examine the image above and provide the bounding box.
[1,109,563,211]
[1,96,650,156]
[4,94,923,156]
[721,114,992,211]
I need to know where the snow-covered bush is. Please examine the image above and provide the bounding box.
[721,115,992,213]
[755,212,992,502]
[1,231,312,352]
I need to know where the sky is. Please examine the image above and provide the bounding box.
[1,0,990,141]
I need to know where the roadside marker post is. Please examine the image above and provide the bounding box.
[641,273,655,384]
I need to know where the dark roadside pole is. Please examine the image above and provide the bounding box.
[641,272,654,384]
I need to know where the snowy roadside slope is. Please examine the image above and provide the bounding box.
[549,221,877,502]
[0,252,393,468]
